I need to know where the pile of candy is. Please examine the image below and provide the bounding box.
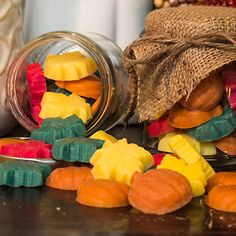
[146,65,236,158]
[0,50,235,215]
[27,51,101,126]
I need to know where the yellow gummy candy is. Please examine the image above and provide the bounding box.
[90,138,153,185]
[168,134,215,180]
[90,130,117,144]
[44,51,97,81]
[157,154,206,197]
[168,134,202,164]
[158,132,216,156]
[39,92,92,123]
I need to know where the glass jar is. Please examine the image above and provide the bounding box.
[6,31,128,136]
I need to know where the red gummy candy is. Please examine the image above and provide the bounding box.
[26,63,47,123]
[222,68,236,111]
[31,105,43,126]
[27,63,47,106]
[147,115,175,138]
[0,140,52,159]
[152,153,165,166]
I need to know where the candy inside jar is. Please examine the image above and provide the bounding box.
[144,62,236,164]
[6,31,128,136]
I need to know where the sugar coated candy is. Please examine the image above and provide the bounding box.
[0,161,52,187]
[52,137,104,163]
[31,115,85,144]
[44,51,97,81]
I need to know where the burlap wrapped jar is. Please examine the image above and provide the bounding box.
[124,6,236,122]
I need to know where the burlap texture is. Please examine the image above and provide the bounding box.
[123,6,236,122]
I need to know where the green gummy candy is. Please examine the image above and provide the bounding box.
[186,106,236,142]
[52,137,104,162]
[0,161,52,187]
[49,83,71,96]
[31,115,85,144]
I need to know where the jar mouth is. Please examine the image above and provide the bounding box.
[6,31,116,135]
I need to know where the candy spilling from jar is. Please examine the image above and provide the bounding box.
[0,122,235,214]
[145,64,236,158]
[0,103,235,214]
[0,53,235,214]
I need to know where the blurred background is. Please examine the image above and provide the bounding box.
[23,0,154,49]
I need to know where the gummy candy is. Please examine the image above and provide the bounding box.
[31,115,85,144]
[0,140,52,159]
[147,115,175,138]
[0,161,52,187]
[52,137,104,163]
[90,138,153,185]
[46,166,93,190]
[26,63,47,106]
[90,130,117,144]
[44,51,97,81]
[0,138,29,148]
[26,63,47,123]
[168,103,223,129]
[39,92,92,123]
[167,134,215,180]
[76,179,130,208]
[152,153,165,166]
[186,106,236,142]
[158,131,216,156]
[158,154,207,197]
[222,68,236,112]
[55,75,102,99]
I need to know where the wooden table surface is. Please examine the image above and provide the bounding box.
[0,124,235,236]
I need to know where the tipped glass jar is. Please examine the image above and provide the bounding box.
[7,31,128,135]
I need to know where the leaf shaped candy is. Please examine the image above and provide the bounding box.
[39,92,92,123]
[0,161,51,187]
[44,51,97,81]
[90,138,154,185]
[31,115,85,144]
[186,106,236,142]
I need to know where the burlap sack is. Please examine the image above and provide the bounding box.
[123,6,236,122]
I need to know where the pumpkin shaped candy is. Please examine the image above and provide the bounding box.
[76,179,130,208]
[128,169,192,215]
[205,185,236,213]
[46,166,93,190]
[207,172,236,192]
